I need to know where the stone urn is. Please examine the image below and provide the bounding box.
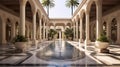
[14,35,28,52]
[95,34,109,53]
[95,41,109,49]
[15,42,27,52]
[95,41,109,53]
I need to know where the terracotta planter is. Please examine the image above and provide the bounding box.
[95,41,109,49]
[15,42,27,52]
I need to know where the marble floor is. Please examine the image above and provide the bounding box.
[0,40,120,67]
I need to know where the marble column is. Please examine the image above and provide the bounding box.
[96,0,102,39]
[39,19,42,41]
[76,21,78,41]
[46,25,48,40]
[20,0,26,36]
[33,11,37,45]
[43,22,45,40]
[1,18,6,44]
[73,24,75,40]
[85,11,91,44]
[80,18,83,42]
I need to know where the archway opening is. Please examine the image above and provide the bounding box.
[6,19,12,42]
[41,18,44,39]
[82,13,86,41]
[78,18,80,39]
[89,1,97,42]
[103,22,107,35]
[25,1,33,39]
[111,18,117,42]
[15,22,19,36]
[36,12,40,40]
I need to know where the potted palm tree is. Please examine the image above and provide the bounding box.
[64,28,74,40]
[14,35,28,52]
[48,29,57,40]
[95,34,109,53]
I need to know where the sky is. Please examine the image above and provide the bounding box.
[39,0,82,18]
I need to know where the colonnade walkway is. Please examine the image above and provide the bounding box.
[0,40,120,67]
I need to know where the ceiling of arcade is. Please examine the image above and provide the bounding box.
[0,0,39,22]
[89,0,120,21]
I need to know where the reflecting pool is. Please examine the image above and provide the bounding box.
[36,40,85,61]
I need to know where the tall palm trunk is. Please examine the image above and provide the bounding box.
[71,5,73,15]
[47,6,49,16]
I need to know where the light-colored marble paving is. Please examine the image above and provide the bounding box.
[0,66,57,67]
[0,41,120,67]
[0,56,27,64]
[0,56,6,59]
[95,55,120,65]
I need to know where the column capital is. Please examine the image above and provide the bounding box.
[19,0,27,6]
[32,8,37,15]
[95,0,102,6]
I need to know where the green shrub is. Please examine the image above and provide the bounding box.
[48,29,57,40]
[14,35,28,42]
[97,34,109,42]
[64,28,73,40]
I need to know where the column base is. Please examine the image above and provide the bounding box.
[85,39,91,45]
[73,38,76,41]
[96,48,109,53]
[2,40,7,45]
[79,38,83,43]
[75,38,79,41]
[32,40,38,49]
[116,40,120,44]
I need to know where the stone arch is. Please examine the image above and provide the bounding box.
[66,23,71,28]
[111,18,117,42]
[81,11,86,41]
[36,12,40,40]
[25,1,34,39]
[90,22,96,41]
[80,9,86,41]
[80,9,86,18]
[49,23,54,29]
[27,0,36,12]
[41,15,45,26]
[25,1,33,20]
[49,23,54,26]
[86,0,97,13]
[76,15,80,39]
[55,23,65,26]
[88,0,97,42]
[37,9,42,19]
[41,15,45,39]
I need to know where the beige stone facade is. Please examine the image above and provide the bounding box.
[0,0,120,46]
[72,0,120,45]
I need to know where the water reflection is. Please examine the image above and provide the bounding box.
[36,40,85,61]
